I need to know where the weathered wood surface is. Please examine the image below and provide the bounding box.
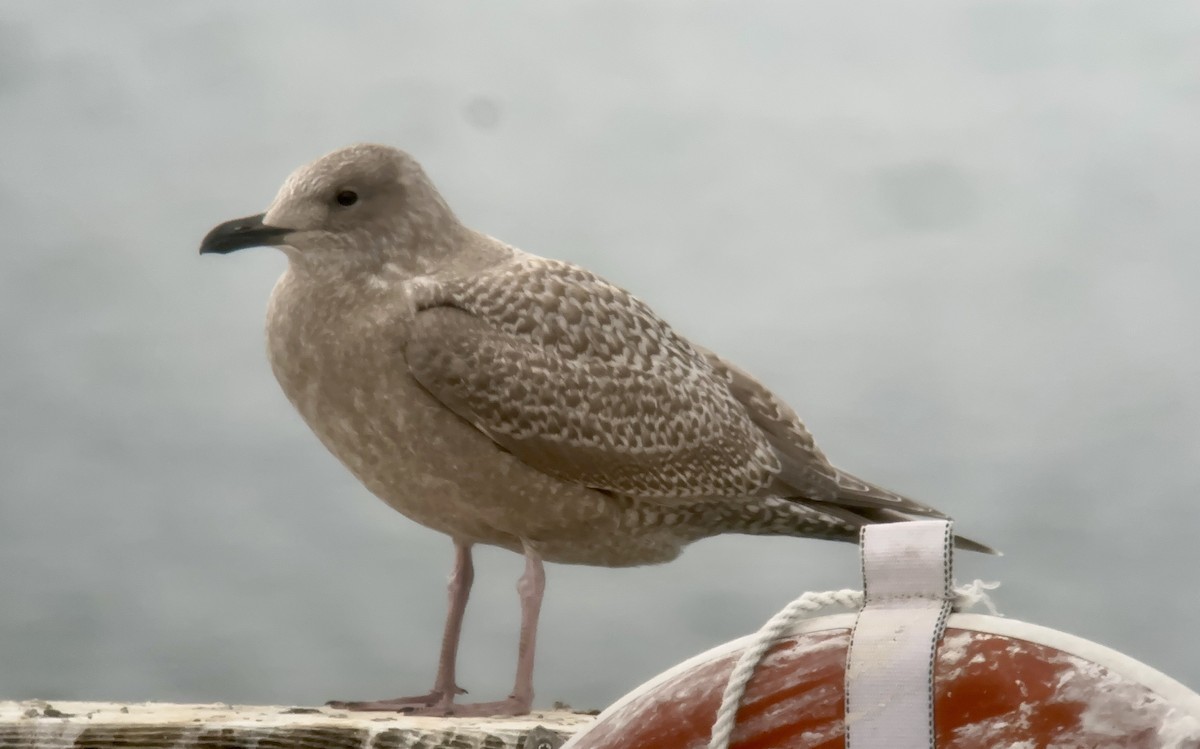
[0,701,593,749]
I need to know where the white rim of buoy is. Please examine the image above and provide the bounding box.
[562,611,1200,747]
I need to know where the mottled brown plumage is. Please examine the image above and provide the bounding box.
[200,143,991,717]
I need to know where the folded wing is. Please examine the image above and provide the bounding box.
[404,257,995,553]
[404,259,781,499]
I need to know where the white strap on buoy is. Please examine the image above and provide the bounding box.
[845,519,953,749]
[705,521,992,749]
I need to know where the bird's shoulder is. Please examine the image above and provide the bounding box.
[414,254,705,368]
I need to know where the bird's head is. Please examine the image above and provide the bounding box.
[199,144,461,273]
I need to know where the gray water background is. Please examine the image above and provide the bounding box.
[1,1,1198,708]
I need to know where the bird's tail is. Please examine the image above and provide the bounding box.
[799,500,998,554]
[793,467,1000,555]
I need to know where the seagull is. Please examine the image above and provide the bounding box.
[200,143,993,716]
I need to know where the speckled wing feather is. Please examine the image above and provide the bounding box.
[696,347,950,518]
[404,257,782,499]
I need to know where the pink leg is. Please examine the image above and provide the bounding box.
[411,546,545,716]
[327,541,474,711]
[436,546,544,716]
[333,546,547,717]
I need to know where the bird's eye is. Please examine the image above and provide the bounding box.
[335,190,359,207]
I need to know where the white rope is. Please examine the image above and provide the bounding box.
[952,578,1001,615]
[706,580,1000,749]
[707,588,862,749]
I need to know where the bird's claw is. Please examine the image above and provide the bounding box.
[325,685,468,712]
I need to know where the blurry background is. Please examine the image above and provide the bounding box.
[2,1,1198,708]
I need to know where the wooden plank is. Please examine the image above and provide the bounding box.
[0,701,592,749]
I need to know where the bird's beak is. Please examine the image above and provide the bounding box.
[199,213,292,255]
